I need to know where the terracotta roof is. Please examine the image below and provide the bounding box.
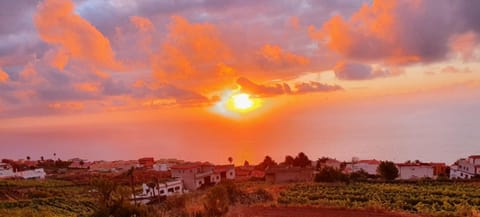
[397,163,433,167]
[358,159,380,165]
[469,155,480,159]
[170,162,212,170]
[214,164,234,172]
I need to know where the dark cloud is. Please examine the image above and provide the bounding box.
[236,77,342,96]
[295,81,342,94]
[333,62,393,80]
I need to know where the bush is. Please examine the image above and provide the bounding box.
[204,185,229,217]
[314,167,348,182]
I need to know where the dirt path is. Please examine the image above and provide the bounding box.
[227,206,421,217]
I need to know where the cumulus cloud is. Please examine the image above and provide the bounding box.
[153,16,233,90]
[34,0,122,70]
[333,62,395,80]
[311,0,480,64]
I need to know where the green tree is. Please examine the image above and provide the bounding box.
[377,161,399,181]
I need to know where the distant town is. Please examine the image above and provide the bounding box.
[1,153,479,200]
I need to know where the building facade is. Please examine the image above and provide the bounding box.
[397,163,435,180]
[450,155,480,179]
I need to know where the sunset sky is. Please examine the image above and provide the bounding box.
[1,0,480,164]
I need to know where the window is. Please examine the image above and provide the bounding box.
[160,190,164,194]
[168,188,174,193]
[174,186,180,191]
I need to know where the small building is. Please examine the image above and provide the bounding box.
[138,157,155,169]
[214,164,235,180]
[153,163,170,171]
[68,158,91,169]
[352,159,380,175]
[265,166,314,184]
[16,168,46,179]
[316,158,342,170]
[170,162,220,191]
[0,163,15,178]
[397,162,435,180]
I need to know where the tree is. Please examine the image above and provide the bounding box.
[40,156,44,161]
[293,152,311,168]
[243,160,249,166]
[228,157,233,164]
[126,167,137,206]
[256,156,277,170]
[283,155,295,166]
[377,161,399,181]
[26,156,31,161]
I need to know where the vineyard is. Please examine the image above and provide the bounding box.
[278,182,480,216]
[0,179,96,217]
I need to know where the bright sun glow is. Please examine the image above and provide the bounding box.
[231,93,253,110]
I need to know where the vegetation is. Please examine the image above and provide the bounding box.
[278,182,480,216]
[377,161,399,181]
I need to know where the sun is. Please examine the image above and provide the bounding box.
[231,93,253,110]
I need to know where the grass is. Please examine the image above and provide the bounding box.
[277,182,480,216]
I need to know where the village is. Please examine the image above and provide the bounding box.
[1,153,480,203]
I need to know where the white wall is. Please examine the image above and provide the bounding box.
[398,166,434,180]
[352,163,378,175]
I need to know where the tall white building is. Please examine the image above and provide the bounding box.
[450,155,480,179]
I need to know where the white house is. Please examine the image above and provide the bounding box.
[153,163,170,172]
[397,163,434,180]
[450,155,480,179]
[0,163,15,178]
[316,158,342,170]
[16,168,46,179]
[214,164,235,180]
[352,159,380,175]
[133,179,183,204]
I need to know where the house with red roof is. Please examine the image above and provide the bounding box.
[170,162,220,191]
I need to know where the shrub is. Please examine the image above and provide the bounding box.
[377,161,399,181]
[314,167,348,182]
[204,185,230,217]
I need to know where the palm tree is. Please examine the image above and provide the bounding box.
[40,156,44,161]
[126,167,137,205]
[26,156,31,161]
[228,157,233,164]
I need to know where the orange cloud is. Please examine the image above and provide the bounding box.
[48,102,84,111]
[260,44,309,66]
[44,48,70,70]
[0,67,9,82]
[130,16,154,32]
[449,31,479,61]
[313,0,448,64]
[34,0,122,70]
[74,82,100,93]
[153,16,232,91]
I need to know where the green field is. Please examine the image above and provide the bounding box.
[0,179,96,217]
[278,182,480,216]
